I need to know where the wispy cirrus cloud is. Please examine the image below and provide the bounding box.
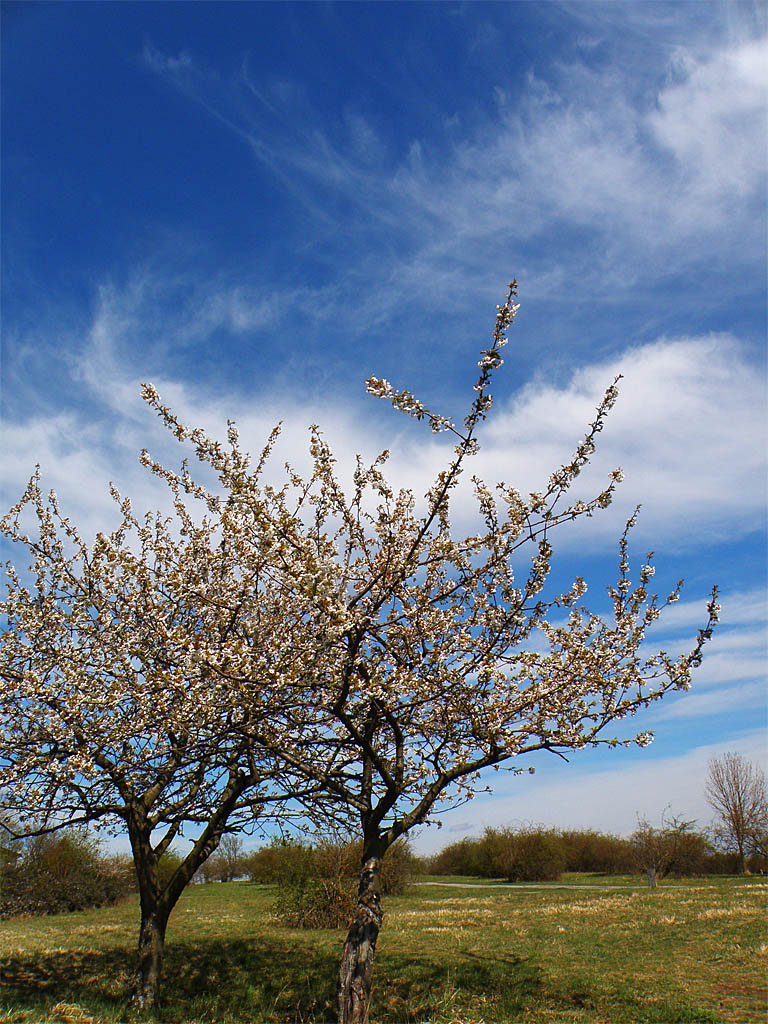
[654,680,766,722]
[142,29,767,320]
[646,588,768,632]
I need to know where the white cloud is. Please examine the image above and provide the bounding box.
[653,588,768,631]
[654,679,767,721]
[648,39,768,206]
[3,288,764,559]
[464,334,765,546]
[689,652,767,690]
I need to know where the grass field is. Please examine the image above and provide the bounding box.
[1,875,766,1024]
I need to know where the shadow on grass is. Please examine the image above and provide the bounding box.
[377,948,543,1022]
[1,935,333,1022]
[0,936,543,1023]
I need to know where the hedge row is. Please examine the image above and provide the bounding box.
[426,825,758,881]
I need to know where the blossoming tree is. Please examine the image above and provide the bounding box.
[136,283,718,1022]
[0,455,335,1009]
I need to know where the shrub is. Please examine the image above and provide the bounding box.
[0,830,135,917]
[665,829,711,877]
[427,833,503,877]
[631,816,712,884]
[261,834,416,928]
[244,837,316,885]
[426,838,481,876]
[156,849,184,890]
[702,849,740,874]
[266,838,355,930]
[330,838,417,896]
[560,829,636,874]
[492,826,567,882]
[429,827,569,881]
[275,876,357,929]
[746,851,767,875]
[98,854,136,903]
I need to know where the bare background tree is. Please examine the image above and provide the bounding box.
[706,753,767,873]
[630,814,708,888]
[215,834,246,882]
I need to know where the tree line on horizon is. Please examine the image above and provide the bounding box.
[4,783,765,921]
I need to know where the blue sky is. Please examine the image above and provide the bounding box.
[2,1,766,852]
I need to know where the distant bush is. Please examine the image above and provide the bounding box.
[244,837,316,885]
[631,816,716,886]
[746,851,767,875]
[427,830,507,878]
[429,826,634,880]
[427,821,758,884]
[560,829,636,874]
[251,835,416,929]
[701,849,743,875]
[0,830,135,918]
[427,837,484,877]
[156,849,185,890]
[490,827,567,882]
[665,829,711,877]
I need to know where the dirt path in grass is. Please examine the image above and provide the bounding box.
[415,879,767,890]
[416,881,641,889]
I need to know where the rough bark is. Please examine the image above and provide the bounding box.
[127,832,170,1012]
[646,866,657,889]
[337,853,383,1024]
[131,902,170,1011]
[126,835,224,1010]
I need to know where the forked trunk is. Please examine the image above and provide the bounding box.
[337,853,383,1024]
[130,902,170,1011]
[124,797,238,1012]
[119,772,251,1013]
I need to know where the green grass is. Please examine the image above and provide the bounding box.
[1,876,766,1024]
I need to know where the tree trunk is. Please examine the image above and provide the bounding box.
[130,903,169,1011]
[337,852,383,1024]
[646,866,657,888]
[737,842,747,874]
[126,827,172,1014]
[121,776,248,1011]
